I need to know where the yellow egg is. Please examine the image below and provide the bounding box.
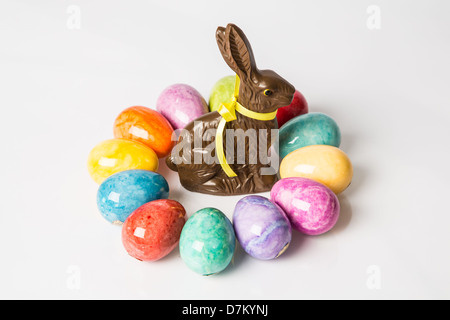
[279,145,353,194]
[87,139,159,184]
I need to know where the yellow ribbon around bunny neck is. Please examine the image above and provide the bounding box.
[215,75,278,177]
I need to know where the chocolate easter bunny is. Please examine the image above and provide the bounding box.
[166,23,295,195]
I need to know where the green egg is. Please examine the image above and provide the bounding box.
[179,208,235,275]
[278,112,341,159]
[209,75,236,112]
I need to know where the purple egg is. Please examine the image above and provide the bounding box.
[156,84,209,130]
[270,177,340,235]
[233,195,291,260]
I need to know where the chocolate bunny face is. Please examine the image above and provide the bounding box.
[216,24,295,113]
[166,23,295,195]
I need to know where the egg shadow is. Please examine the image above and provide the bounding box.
[277,230,309,259]
[214,241,249,277]
[344,163,367,198]
[158,157,178,182]
[158,157,193,206]
[339,131,356,155]
[332,193,352,234]
[154,244,182,264]
[167,187,191,207]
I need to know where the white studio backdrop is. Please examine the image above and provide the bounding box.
[0,0,449,299]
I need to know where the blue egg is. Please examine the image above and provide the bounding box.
[278,112,341,159]
[97,169,169,224]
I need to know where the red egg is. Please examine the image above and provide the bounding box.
[122,199,186,261]
[276,90,308,128]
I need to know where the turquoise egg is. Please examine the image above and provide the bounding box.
[179,208,235,275]
[278,112,341,159]
[97,169,169,224]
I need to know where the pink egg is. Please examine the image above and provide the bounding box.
[156,84,209,130]
[270,177,340,235]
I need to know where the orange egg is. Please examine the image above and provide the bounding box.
[113,106,175,158]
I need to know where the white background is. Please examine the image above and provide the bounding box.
[1,0,449,299]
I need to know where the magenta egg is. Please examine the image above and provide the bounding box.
[270,177,340,235]
[156,84,209,130]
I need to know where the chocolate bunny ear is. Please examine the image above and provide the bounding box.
[216,24,258,81]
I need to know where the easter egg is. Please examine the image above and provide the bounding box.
[271,177,340,235]
[233,195,291,260]
[278,112,341,159]
[280,145,353,194]
[276,90,308,128]
[179,208,235,275]
[209,75,235,112]
[122,199,186,261]
[97,170,169,225]
[156,84,209,130]
[87,139,159,184]
[113,106,174,158]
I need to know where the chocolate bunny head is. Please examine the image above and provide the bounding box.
[216,24,295,114]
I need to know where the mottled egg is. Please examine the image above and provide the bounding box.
[279,112,340,159]
[122,199,186,261]
[280,145,353,194]
[233,195,291,260]
[156,84,209,130]
[87,138,159,184]
[208,75,235,112]
[113,106,175,158]
[97,170,169,225]
[276,90,309,128]
[271,177,340,235]
[179,208,235,275]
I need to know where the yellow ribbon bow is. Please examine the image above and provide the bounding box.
[215,75,278,177]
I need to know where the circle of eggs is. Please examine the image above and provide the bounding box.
[271,177,340,235]
[233,195,292,260]
[87,73,354,274]
[122,199,186,261]
[97,170,169,225]
[179,208,235,276]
